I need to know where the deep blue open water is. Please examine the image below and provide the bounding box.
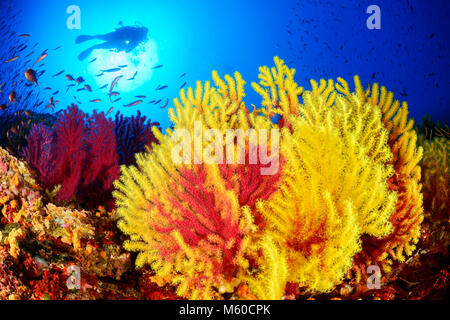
[1,0,449,128]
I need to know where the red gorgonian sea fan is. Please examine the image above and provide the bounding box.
[79,110,120,206]
[21,105,120,205]
[51,105,88,202]
[20,123,55,188]
[219,144,284,227]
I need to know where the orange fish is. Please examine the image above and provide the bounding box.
[5,56,19,63]
[24,68,39,85]
[8,91,16,105]
[123,100,143,107]
[33,53,48,66]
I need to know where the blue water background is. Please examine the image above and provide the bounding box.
[1,0,449,129]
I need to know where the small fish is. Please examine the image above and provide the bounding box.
[106,107,114,116]
[127,71,138,80]
[96,72,104,77]
[99,84,108,89]
[24,90,33,101]
[9,91,17,105]
[73,96,82,104]
[152,64,163,69]
[180,82,187,89]
[109,75,123,93]
[47,96,59,108]
[52,70,64,77]
[54,46,61,50]
[84,84,92,92]
[5,56,19,63]
[135,95,146,99]
[108,91,120,102]
[10,127,19,135]
[90,99,101,103]
[102,68,121,73]
[123,100,143,107]
[160,98,169,109]
[24,68,39,85]
[154,99,162,104]
[52,90,59,95]
[76,88,85,92]
[25,51,34,57]
[156,85,168,90]
[179,73,187,78]
[65,84,74,93]
[33,52,47,66]
[75,76,85,84]
[19,33,30,37]
[118,64,128,68]
[112,97,122,103]
[0,104,8,110]
[65,74,74,81]
[24,110,32,117]
[88,57,97,63]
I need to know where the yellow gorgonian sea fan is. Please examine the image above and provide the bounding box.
[419,137,449,219]
[344,76,424,274]
[256,119,362,293]
[250,57,397,294]
[299,78,397,238]
[113,71,280,299]
[255,110,396,293]
[252,57,396,235]
[252,56,303,127]
[245,234,288,300]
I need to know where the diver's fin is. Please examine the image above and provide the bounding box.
[78,47,95,61]
[75,35,95,44]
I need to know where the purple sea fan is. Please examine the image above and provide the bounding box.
[114,111,160,165]
[20,123,55,187]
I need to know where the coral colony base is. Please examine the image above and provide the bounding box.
[0,57,448,300]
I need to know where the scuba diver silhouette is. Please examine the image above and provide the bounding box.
[76,24,149,61]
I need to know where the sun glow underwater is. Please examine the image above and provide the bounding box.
[0,0,448,306]
[86,39,159,92]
